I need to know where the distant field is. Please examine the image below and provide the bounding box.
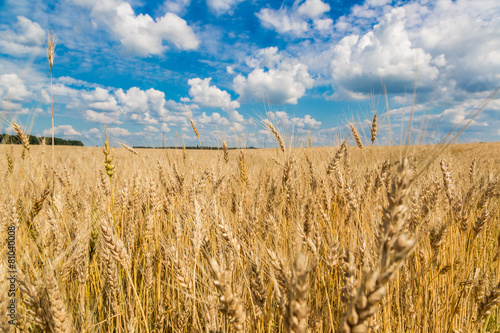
[1,141,499,332]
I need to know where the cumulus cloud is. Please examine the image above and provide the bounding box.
[0,73,31,101]
[256,0,332,37]
[107,127,132,136]
[266,111,321,130]
[73,0,199,56]
[197,112,230,126]
[144,125,160,132]
[187,77,243,122]
[0,73,32,114]
[207,0,244,15]
[188,78,239,110]
[233,47,314,104]
[410,0,500,96]
[114,87,162,124]
[57,76,98,88]
[85,110,123,124]
[78,85,193,126]
[163,0,191,15]
[325,0,500,106]
[43,125,82,137]
[437,98,496,128]
[116,87,149,113]
[329,7,439,99]
[297,0,330,18]
[0,16,45,56]
[160,123,171,132]
[82,87,118,111]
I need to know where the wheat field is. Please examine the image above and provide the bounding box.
[1,135,500,332]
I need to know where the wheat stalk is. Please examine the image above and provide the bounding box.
[47,32,56,194]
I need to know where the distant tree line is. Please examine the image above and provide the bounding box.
[0,134,84,146]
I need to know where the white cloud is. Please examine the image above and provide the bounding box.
[207,0,244,15]
[107,127,132,136]
[187,77,243,122]
[0,73,33,114]
[266,111,321,130]
[233,47,314,104]
[188,78,239,110]
[0,73,31,101]
[257,8,308,36]
[144,125,160,132]
[0,16,45,56]
[297,0,330,19]
[160,123,171,132]
[409,0,500,96]
[163,0,191,15]
[114,87,159,124]
[116,87,149,113]
[324,0,500,105]
[56,76,96,88]
[81,85,194,126]
[82,87,118,111]
[292,114,321,129]
[329,7,438,99]
[165,99,197,112]
[332,0,393,34]
[256,0,332,37]
[437,97,497,128]
[43,125,82,137]
[197,112,230,126]
[73,0,199,56]
[85,110,123,124]
[85,128,101,138]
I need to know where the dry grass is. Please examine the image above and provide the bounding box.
[1,140,500,332]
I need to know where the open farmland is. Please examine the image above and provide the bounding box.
[1,141,500,332]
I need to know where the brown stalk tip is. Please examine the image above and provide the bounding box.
[239,150,247,184]
[12,122,30,150]
[286,252,309,333]
[266,121,285,153]
[209,258,246,332]
[103,139,115,177]
[47,32,56,70]
[371,114,378,145]
[349,123,363,149]
[100,218,130,269]
[189,117,200,139]
[478,283,500,320]
[223,140,229,163]
[121,143,139,156]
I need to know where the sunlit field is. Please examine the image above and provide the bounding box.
[1,135,499,332]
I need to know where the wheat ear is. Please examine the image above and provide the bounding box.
[209,258,246,331]
[339,158,414,333]
[266,121,285,153]
[223,140,229,163]
[285,252,309,333]
[349,123,363,149]
[371,114,378,145]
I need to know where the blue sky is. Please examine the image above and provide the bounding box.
[0,0,499,147]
